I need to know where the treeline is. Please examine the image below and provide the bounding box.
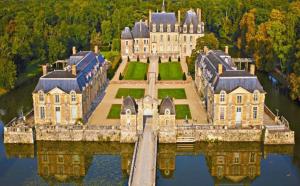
[0,0,299,99]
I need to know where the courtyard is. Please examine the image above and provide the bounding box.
[158,88,186,99]
[159,62,183,80]
[123,62,148,80]
[116,88,145,99]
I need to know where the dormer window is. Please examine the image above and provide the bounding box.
[253,90,259,102]
[55,94,60,104]
[153,24,156,32]
[175,24,178,32]
[70,91,76,102]
[183,24,187,33]
[126,109,131,115]
[220,91,226,103]
[167,24,171,32]
[165,109,170,115]
[39,91,45,102]
[160,24,163,32]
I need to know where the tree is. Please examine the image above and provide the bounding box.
[182,72,186,80]
[168,56,171,62]
[0,58,16,89]
[127,56,130,62]
[119,73,123,80]
[112,38,120,51]
[158,73,161,80]
[101,20,112,46]
[144,74,147,80]
[158,56,161,63]
[147,57,150,63]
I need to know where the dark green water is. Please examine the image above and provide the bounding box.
[0,74,300,185]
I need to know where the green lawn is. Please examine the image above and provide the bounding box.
[158,88,187,99]
[159,62,183,80]
[116,88,145,99]
[107,104,121,119]
[124,62,148,80]
[175,105,192,119]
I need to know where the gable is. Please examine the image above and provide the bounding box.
[48,87,67,94]
[228,87,250,94]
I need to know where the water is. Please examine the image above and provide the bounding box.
[0,74,300,185]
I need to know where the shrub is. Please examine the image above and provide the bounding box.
[137,55,140,62]
[144,74,147,80]
[158,56,161,63]
[127,56,130,62]
[147,57,150,63]
[182,72,186,80]
[178,56,181,62]
[158,73,161,80]
[119,73,123,80]
[169,56,171,62]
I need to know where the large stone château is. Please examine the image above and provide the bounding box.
[121,2,204,60]
[195,47,266,127]
[32,47,107,125]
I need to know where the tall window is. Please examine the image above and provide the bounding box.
[237,95,242,104]
[184,36,186,42]
[249,152,255,163]
[71,106,77,120]
[144,40,146,44]
[160,35,163,42]
[55,95,60,103]
[253,106,258,119]
[220,107,225,120]
[40,106,45,119]
[234,153,240,164]
[220,92,225,103]
[190,36,193,42]
[168,35,170,42]
[126,41,128,46]
[175,35,178,41]
[253,92,259,102]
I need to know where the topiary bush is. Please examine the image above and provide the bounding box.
[182,72,186,80]
[119,73,123,80]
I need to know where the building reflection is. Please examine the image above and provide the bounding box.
[4,142,134,185]
[156,142,293,185]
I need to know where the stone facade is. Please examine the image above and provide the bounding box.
[121,3,204,60]
[195,48,266,127]
[33,48,107,125]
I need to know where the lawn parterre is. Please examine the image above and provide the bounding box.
[116,88,145,99]
[158,88,187,99]
[124,62,148,80]
[175,104,192,119]
[107,104,121,119]
[159,62,183,80]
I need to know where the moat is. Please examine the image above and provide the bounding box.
[0,73,300,185]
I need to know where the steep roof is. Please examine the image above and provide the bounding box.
[150,12,177,32]
[121,27,133,39]
[159,97,175,115]
[34,51,105,93]
[132,22,150,38]
[121,96,138,114]
[182,9,198,33]
[197,50,264,93]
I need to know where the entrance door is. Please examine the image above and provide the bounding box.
[55,107,61,124]
[235,107,242,126]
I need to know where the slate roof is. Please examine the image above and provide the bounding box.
[150,12,177,32]
[132,22,150,38]
[182,10,199,33]
[121,27,133,39]
[197,50,264,93]
[34,51,105,93]
[159,97,175,115]
[121,96,138,114]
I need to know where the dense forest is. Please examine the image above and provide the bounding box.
[0,0,299,99]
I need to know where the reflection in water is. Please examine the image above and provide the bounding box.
[157,142,294,186]
[2,141,296,186]
[4,142,134,185]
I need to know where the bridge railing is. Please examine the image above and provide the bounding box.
[128,135,140,186]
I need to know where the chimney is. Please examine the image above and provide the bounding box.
[42,65,47,76]
[225,46,229,54]
[149,10,152,23]
[140,20,142,32]
[218,64,223,75]
[250,64,255,75]
[198,8,202,23]
[204,46,209,54]
[71,65,77,76]
[72,46,76,55]
[178,10,181,25]
[94,45,99,54]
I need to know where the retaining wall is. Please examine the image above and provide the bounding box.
[264,129,295,144]
[4,127,34,144]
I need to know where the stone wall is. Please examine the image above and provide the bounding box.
[4,127,34,144]
[264,129,295,145]
[35,125,120,142]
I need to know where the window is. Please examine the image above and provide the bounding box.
[237,95,242,104]
[40,106,45,119]
[144,40,146,44]
[190,36,193,42]
[126,41,128,46]
[175,35,178,41]
[71,106,77,120]
[57,155,64,163]
[153,36,156,42]
[217,156,225,164]
[217,166,224,177]
[55,95,60,103]
[153,24,156,32]
[165,109,170,115]
[234,153,240,164]
[42,154,48,162]
[71,92,76,102]
[249,152,255,163]
[220,92,225,103]
[73,155,80,164]
[220,107,225,120]
[184,36,186,42]
[160,35,163,42]
[253,106,258,119]
[39,91,44,102]
[253,92,259,102]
